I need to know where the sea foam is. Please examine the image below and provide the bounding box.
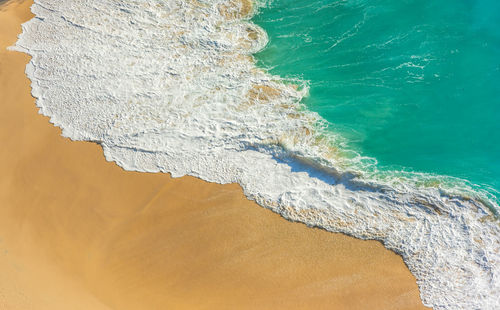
[12,0,500,308]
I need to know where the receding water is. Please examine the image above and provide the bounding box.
[254,0,500,199]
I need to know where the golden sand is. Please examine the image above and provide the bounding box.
[0,1,429,309]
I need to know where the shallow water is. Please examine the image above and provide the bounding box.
[254,0,500,200]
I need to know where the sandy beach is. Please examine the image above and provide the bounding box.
[0,1,429,309]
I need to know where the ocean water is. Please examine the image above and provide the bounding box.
[254,0,500,204]
[13,0,500,309]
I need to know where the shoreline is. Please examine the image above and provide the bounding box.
[0,1,429,309]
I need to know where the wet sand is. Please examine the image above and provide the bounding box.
[0,1,429,309]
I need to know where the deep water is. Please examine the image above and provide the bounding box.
[254,0,500,200]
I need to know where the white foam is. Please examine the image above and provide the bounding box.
[13,0,500,308]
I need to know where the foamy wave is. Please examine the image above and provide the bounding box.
[13,0,500,308]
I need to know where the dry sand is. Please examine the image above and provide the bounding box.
[0,1,430,309]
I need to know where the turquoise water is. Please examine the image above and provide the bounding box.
[254,0,500,199]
